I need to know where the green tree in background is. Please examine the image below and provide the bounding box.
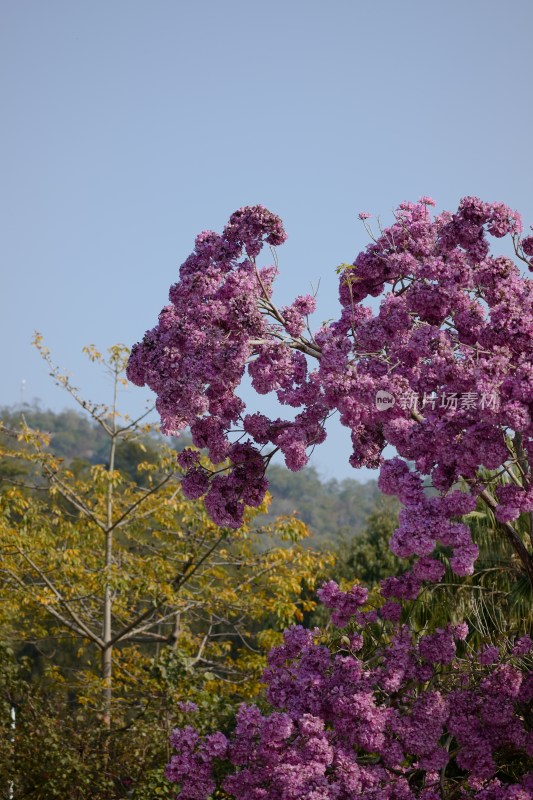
[333,495,402,586]
[0,339,330,799]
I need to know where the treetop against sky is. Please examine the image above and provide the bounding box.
[127,195,533,588]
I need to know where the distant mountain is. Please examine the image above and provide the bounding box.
[1,405,118,463]
[261,464,382,548]
[1,405,382,546]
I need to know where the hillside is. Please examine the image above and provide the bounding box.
[261,464,381,547]
[0,404,381,547]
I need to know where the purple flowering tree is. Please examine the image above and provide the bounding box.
[164,612,533,799]
[129,199,533,797]
[128,198,533,587]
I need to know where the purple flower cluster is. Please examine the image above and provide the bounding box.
[129,197,533,581]
[128,205,332,527]
[165,726,228,799]
[317,580,368,626]
[127,205,287,526]
[166,583,533,799]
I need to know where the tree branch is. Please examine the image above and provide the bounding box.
[14,545,105,647]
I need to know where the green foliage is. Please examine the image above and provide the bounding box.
[0,645,176,799]
[333,496,403,585]
[0,341,331,799]
[410,494,532,642]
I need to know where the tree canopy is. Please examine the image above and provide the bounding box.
[0,341,331,798]
[128,198,533,799]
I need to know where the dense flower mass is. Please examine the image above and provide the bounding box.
[128,198,533,799]
[128,198,533,584]
[165,580,533,799]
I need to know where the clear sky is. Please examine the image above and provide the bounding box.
[2,0,532,480]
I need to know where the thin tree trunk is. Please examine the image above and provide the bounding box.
[101,640,112,728]
[102,372,118,728]
[102,525,114,728]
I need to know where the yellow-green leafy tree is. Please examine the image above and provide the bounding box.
[0,339,331,799]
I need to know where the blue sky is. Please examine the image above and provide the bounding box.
[2,0,532,480]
